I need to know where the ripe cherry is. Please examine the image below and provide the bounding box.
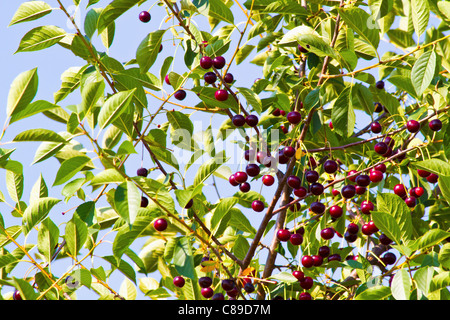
[318,245,330,258]
[301,255,314,268]
[252,200,265,212]
[323,160,338,174]
[344,231,358,243]
[405,196,417,208]
[200,56,213,69]
[374,142,388,155]
[204,71,217,84]
[244,282,255,293]
[141,196,149,208]
[410,186,424,197]
[341,185,356,199]
[374,102,384,112]
[292,270,305,281]
[426,173,439,183]
[417,169,431,178]
[374,163,387,173]
[139,11,151,22]
[174,90,186,100]
[199,276,213,288]
[283,146,296,158]
[328,254,342,262]
[12,290,22,300]
[369,169,384,183]
[310,182,324,196]
[394,184,407,198]
[406,120,420,133]
[367,220,379,233]
[246,163,260,177]
[165,74,171,85]
[310,201,326,214]
[229,174,239,186]
[379,233,393,245]
[173,276,185,288]
[277,229,291,242]
[287,111,302,124]
[232,114,246,127]
[137,167,148,177]
[239,182,251,193]
[221,279,236,292]
[371,122,382,134]
[294,187,307,197]
[234,171,248,183]
[347,223,359,235]
[305,170,319,183]
[154,218,168,232]
[382,252,396,265]
[355,186,367,195]
[245,115,259,127]
[224,73,234,83]
[361,200,374,215]
[312,255,323,267]
[329,205,343,219]
[215,89,228,101]
[213,56,226,69]
[185,199,194,209]
[201,287,214,299]
[355,174,371,187]
[287,176,301,189]
[347,170,359,182]
[429,119,442,131]
[290,233,303,245]
[278,149,289,164]
[321,227,335,240]
[262,174,275,186]
[300,277,314,290]
[375,80,385,90]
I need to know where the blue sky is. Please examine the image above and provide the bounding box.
[0,0,418,300]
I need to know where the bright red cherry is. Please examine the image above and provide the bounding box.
[215,89,228,101]
[200,56,213,69]
[321,227,335,240]
[294,187,307,197]
[361,200,374,215]
[234,171,248,183]
[213,56,226,69]
[361,223,373,236]
[371,122,382,134]
[374,163,387,173]
[283,146,296,158]
[173,276,185,288]
[277,229,291,242]
[139,11,151,22]
[252,200,265,212]
[154,218,168,232]
[369,169,383,183]
[367,220,379,233]
[410,186,424,197]
[292,270,305,281]
[374,142,388,155]
[406,120,420,133]
[262,174,275,186]
[13,290,22,300]
[329,205,343,219]
[165,74,171,85]
[393,184,407,198]
[287,111,302,124]
[301,255,314,268]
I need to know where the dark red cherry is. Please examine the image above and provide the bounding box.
[301,255,314,268]
[287,176,301,189]
[347,223,359,235]
[173,276,185,288]
[201,287,214,298]
[289,233,303,245]
[374,102,384,113]
[277,229,291,242]
[406,120,420,133]
[426,173,439,183]
[229,174,239,186]
[361,200,374,215]
[141,196,149,208]
[371,122,382,134]
[323,160,338,174]
[329,205,343,219]
[213,56,226,69]
[294,187,307,197]
[320,227,335,240]
[221,279,236,292]
[239,182,251,193]
[341,185,356,199]
[309,182,324,196]
[347,170,359,182]
[394,184,407,198]
[200,56,213,69]
[328,253,342,262]
[139,11,151,22]
[344,231,358,243]
[246,163,260,177]
[429,119,442,131]
[299,277,314,290]
[262,174,275,186]
[185,199,194,209]
[305,170,319,183]
[234,171,248,183]
[379,233,393,245]
[224,73,234,83]
[245,115,259,127]
[287,111,302,124]
[232,114,246,127]
[252,200,265,212]
[405,196,417,208]
[198,276,213,288]
[204,71,217,84]
[137,167,148,177]
[318,245,330,258]
[174,90,186,100]
[375,80,385,90]
[312,255,323,267]
[355,174,370,187]
[154,218,168,232]
[283,146,296,158]
[382,252,396,265]
[417,169,431,178]
[374,142,388,155]
[292,270,305,281]
[215,89,228,101]
[310,201,326,214]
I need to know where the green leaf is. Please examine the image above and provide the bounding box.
[114,181,141,226]
[331,86,355,138]
[210,197,238,234]
[193,152,227,186]
[136,30,166,73]
[268,271,298,284]
[65,213,88,257]
[0,253,19,269]
[53,155,93,186]
[13,128,67,143]
[173,237,196,280]
[22,197,61,235]
[371,211,402,246]
[232,235,250,260]
[438,175,450,203]
[13,278,40,300]
[7,68,38,119]
[37,218,59,263]
[355,285,391,300]
[90,169,126,186]
[102,255,136,283]
[376,193,413,243]
[207,0,234,25]
[414,266,434,297]
[9,1,52,26]
[413,229,450,252]
[15,25,66,53]
[235,45,255,65]
[54,66,85,103]
[236,87,262,115]
[438,243,450,269]
[411,50,436,96]
[411,0,430,39]
[97,0,141,34]
[391,268,411,300]
[113,215,158,258]
[5,168,24,203]
[297,33,337,58]
[262,0,307,15]
[29,173,48,204]
[9,100,59,124]
[412,159,450,176]
[338,7,380,52]
[80,78,105,117]
[98,89,136,129]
